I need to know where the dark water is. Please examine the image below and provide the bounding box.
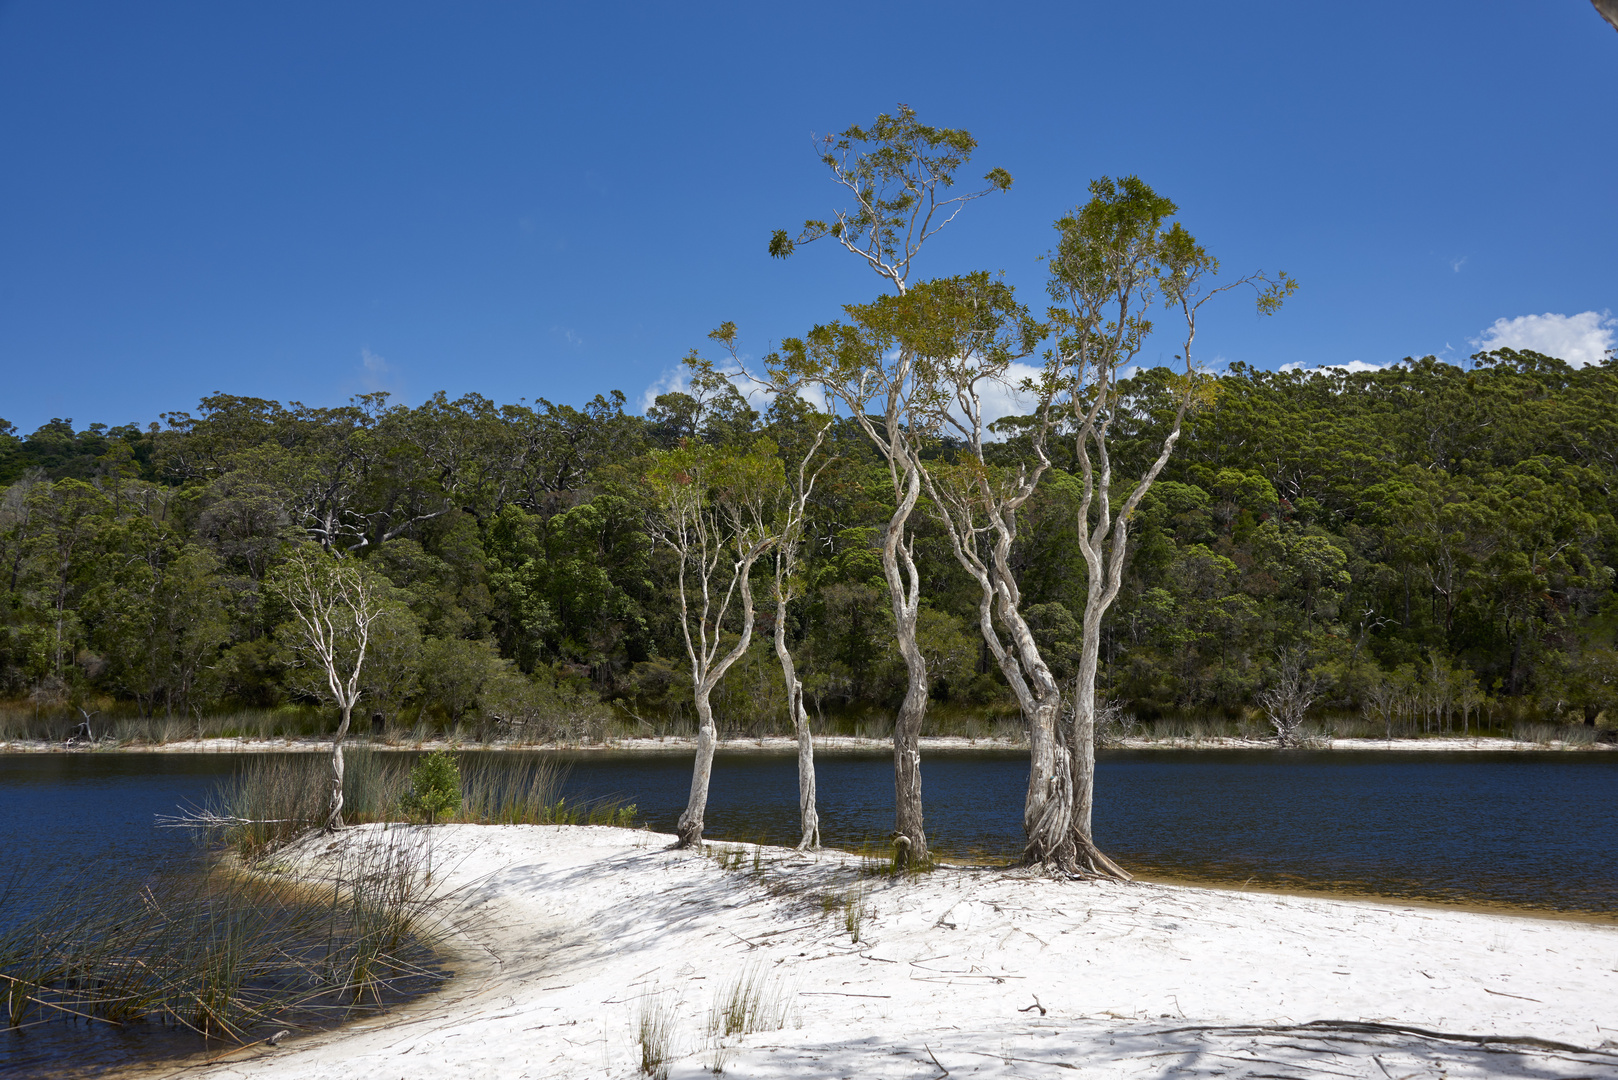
[539,747,1618,915]
[1,748,1615,1075]
[0,754,442,1078]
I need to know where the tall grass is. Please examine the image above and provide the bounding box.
[635,992,675,1080]
[708,963,792,1038]
[0,833,445,1044]
[1512,722,1598,746]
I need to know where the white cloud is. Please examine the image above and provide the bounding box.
[549,325,584,348]
[639,360,811,416]
[1472,310,1615,367]
[958,361,1043,438]
[639,366,691,412]
[359,348,397,392]
[1280,360,1389,374]
[1450,256,1468,273]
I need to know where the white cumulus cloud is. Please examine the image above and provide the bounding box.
[1472,311,1615,367]
[359,348,398,393]
[1280,360,1389,374]
[952,361,1044,438]
[639,362,815,416]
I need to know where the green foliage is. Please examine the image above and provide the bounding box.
[0,105,1611,748]
[401,750,462,825]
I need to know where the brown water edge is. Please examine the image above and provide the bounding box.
[929,849,1618,926]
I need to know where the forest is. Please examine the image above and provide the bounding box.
[2,345,1614,739]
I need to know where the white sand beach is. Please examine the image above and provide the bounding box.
[166,824,1618,1080]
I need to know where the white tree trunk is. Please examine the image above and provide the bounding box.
[676,682,720,846]
[327,704,351,831]
[774,597,819,849]
[881,460,928,868]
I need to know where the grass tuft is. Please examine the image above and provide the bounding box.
[635,992,675,1079]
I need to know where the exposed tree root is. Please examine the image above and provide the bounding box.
[1073,838,1132,881]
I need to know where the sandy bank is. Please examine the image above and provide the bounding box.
[6,733,1614,755]
[163,823,1618,1080]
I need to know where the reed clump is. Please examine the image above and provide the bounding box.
[0,832,446,1045]
[213,750,636,860]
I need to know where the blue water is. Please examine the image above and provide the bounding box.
[2,749,1615,914]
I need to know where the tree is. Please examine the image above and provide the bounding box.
[1257,646,1319,748]
[747,349,837,851]
[1047,176,1293,875]
[646,440,783,847]
[772,105,1010,867]
[911,274,1082,869]
[266,544,385,829]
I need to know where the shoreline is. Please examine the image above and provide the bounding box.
[150,824,1618,1080]
[3,732,1613,755]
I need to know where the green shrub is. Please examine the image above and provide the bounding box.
[401,750,462,824]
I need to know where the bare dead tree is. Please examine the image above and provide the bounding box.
[1257,647,1320,749]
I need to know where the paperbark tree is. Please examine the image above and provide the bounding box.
[909,275,1081,870]
[768,415,831,850]
[771,105,1010,867]
[267,543,384,830]
[1048,176,1294,875]
[647,440,783,848]
[778,303,949,866]
[707,324,835,850]
[753,383,836,850]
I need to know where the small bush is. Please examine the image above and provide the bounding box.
[401,750,462,824]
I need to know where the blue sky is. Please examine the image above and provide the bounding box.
[2,1,1614,434]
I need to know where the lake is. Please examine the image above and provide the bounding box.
[3,747,1614,913]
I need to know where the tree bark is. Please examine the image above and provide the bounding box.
[891,616,927,867]
[882,461,928,868]
[676,683,719,846]
[1066,583,1131,879]
[327,704,351,831]
[774,598,820,849]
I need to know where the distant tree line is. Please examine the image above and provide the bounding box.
[2,346,1613,734]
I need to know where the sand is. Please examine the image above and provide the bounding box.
[167,823,1618,1080]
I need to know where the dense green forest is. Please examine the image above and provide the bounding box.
[1,346,1614,738]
